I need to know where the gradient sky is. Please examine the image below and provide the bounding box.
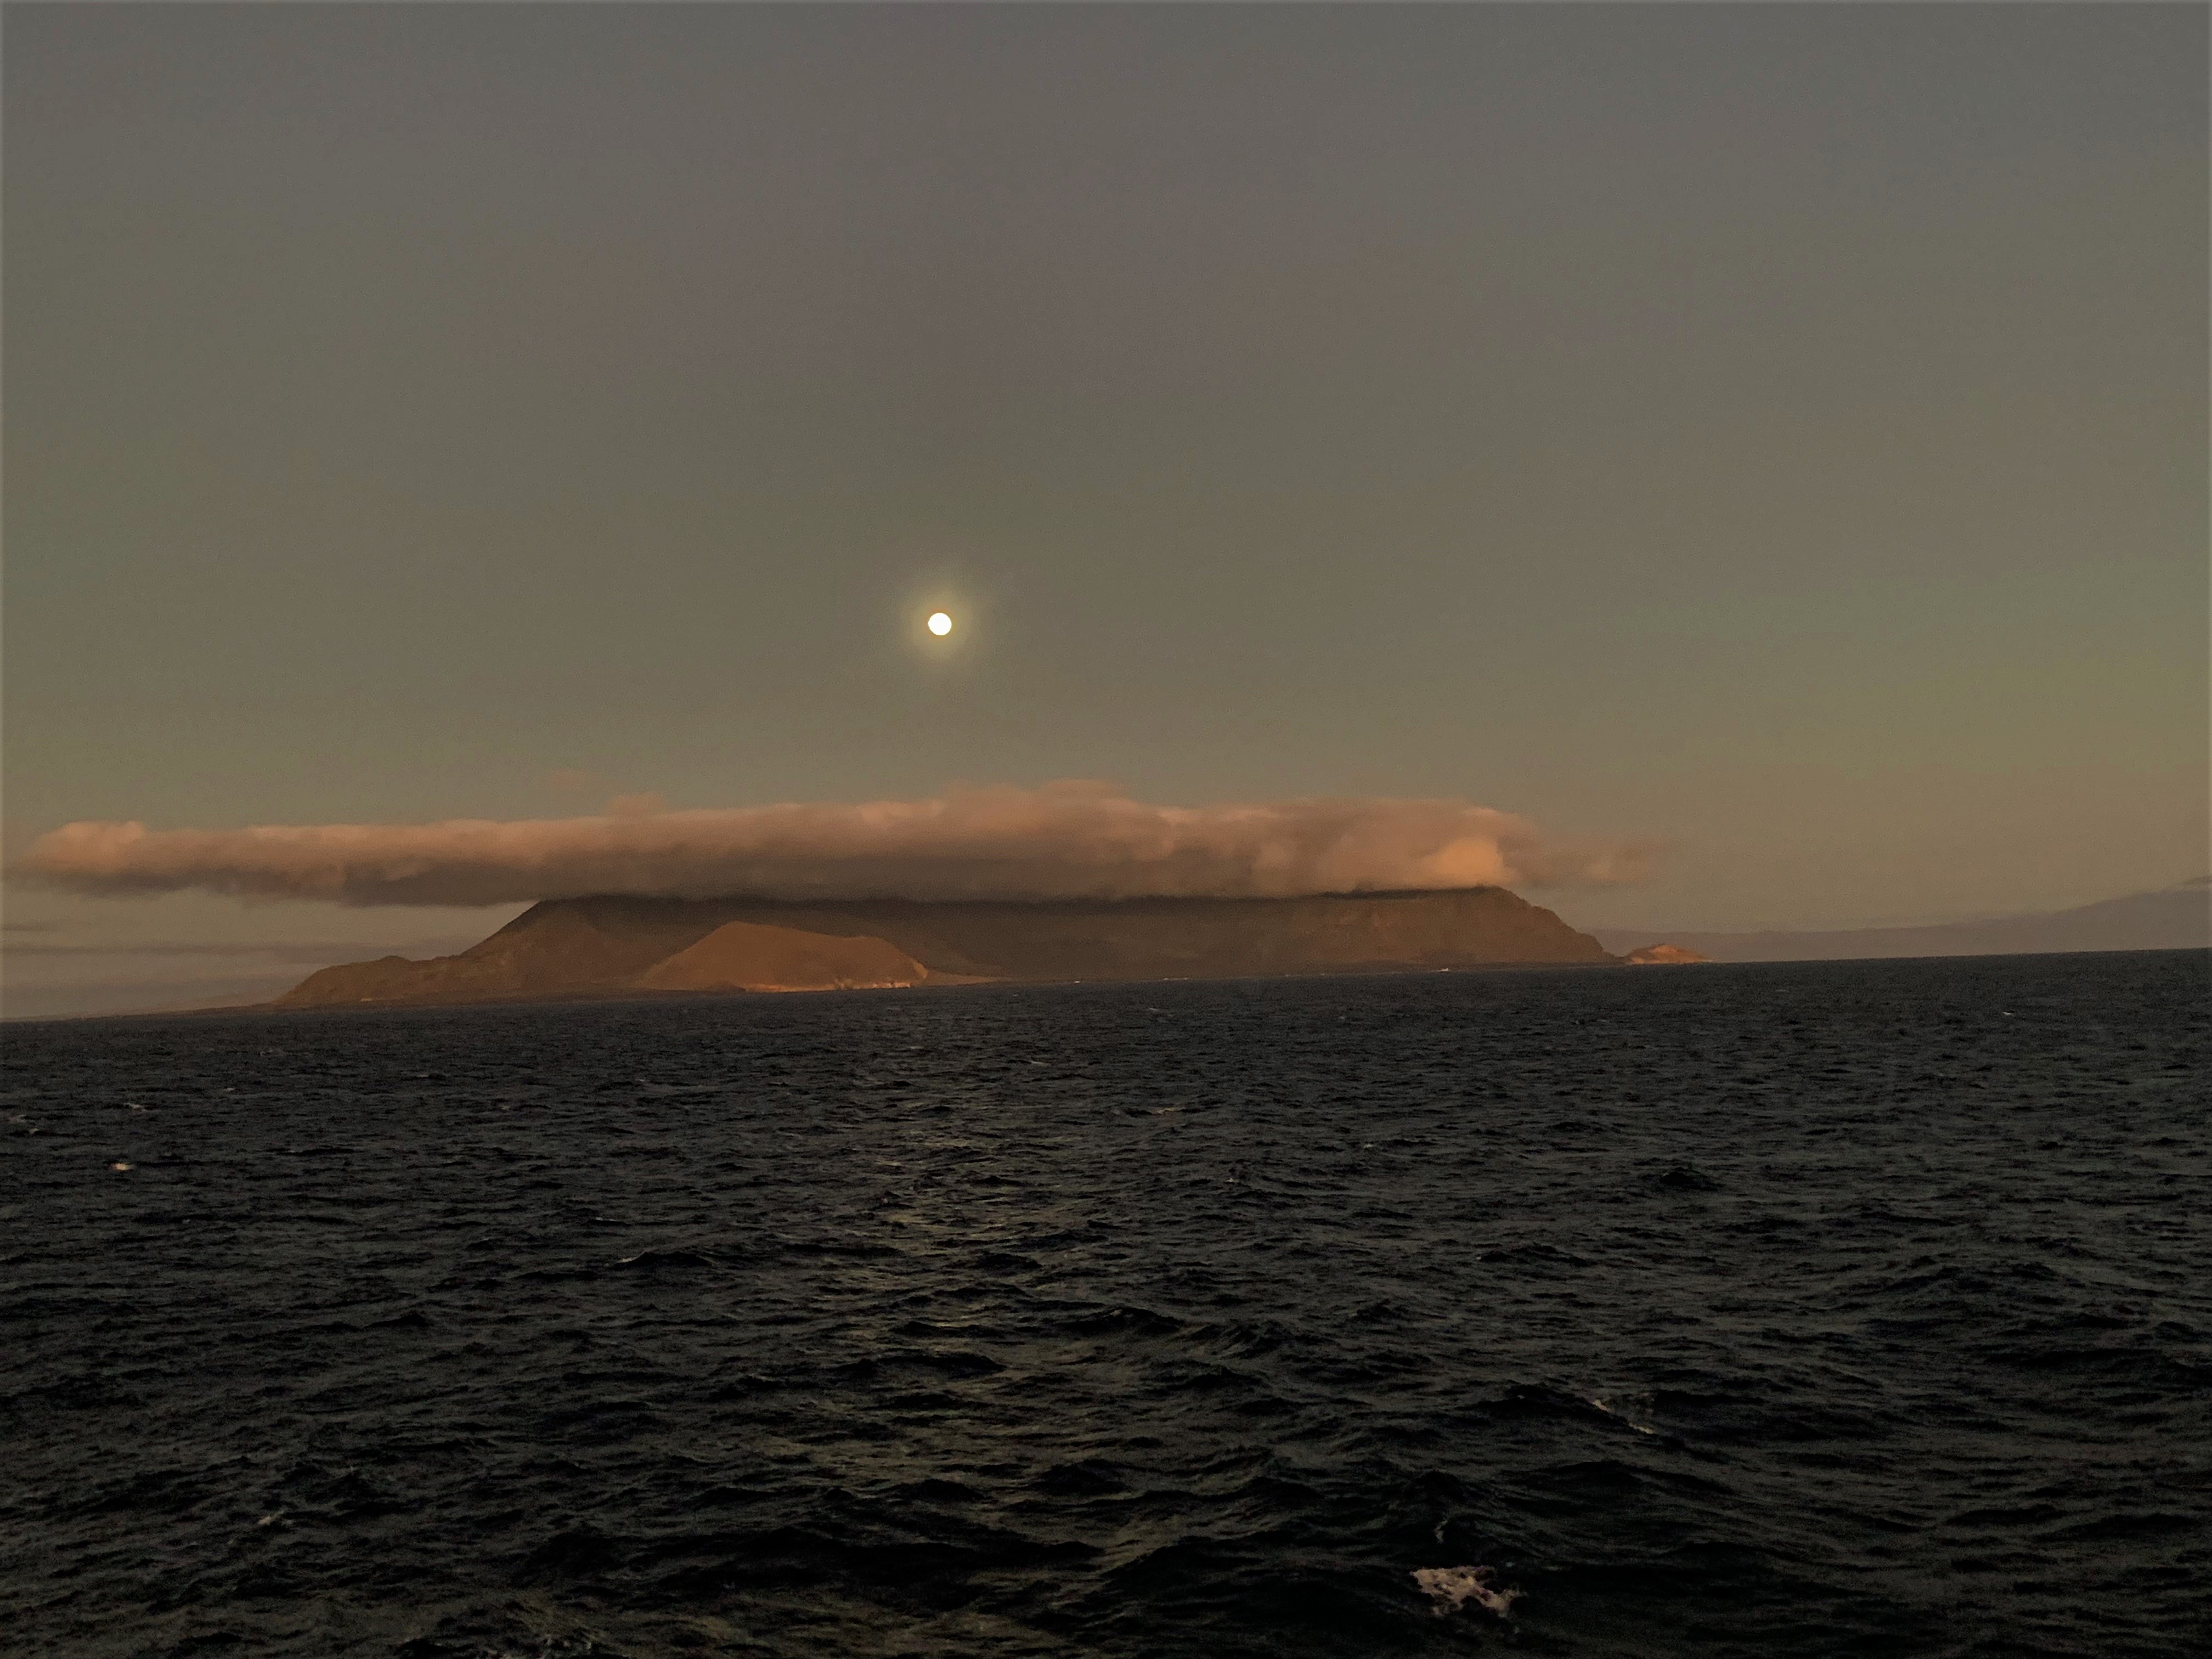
[5,3,2206,1014]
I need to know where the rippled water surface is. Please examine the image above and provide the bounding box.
[5,951,2208,1658]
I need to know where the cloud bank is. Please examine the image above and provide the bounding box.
[13,783,1658,908]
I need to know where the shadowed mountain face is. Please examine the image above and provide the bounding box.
[272,888,1613,1008]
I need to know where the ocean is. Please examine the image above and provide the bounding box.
[4,951,2207,1658]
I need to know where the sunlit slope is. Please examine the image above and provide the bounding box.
[638,922,929,992]
[272,888,1614,1008]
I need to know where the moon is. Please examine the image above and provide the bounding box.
[927,611,953,637]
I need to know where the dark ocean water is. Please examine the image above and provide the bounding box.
[4,951,2208,1659]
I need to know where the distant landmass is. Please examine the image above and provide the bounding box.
[1623,943,1708,966]
[272,888,1615,1009]
[1591,878,2210,964]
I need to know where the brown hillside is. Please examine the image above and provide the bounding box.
[638,922,928,992]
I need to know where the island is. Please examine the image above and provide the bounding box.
[271,888,1617,1008]
[1623,943,1709,965]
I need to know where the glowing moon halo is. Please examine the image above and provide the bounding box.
[927,611,953,637]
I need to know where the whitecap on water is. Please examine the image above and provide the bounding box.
[1412,1565,1518,1618]
[1589,1395,1656,1434]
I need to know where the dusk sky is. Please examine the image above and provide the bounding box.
[5,3,2205,1016]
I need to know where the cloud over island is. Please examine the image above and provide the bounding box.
[13,783,1658,908]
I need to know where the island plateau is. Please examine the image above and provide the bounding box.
[272,888,1617,1008]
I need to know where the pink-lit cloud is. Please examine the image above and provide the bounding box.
[12,782,1660,908]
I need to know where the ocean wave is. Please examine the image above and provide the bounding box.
[5,951,2207,1657]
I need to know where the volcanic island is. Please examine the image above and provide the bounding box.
[270,888,1641,1009]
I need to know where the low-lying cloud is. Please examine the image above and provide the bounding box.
[13,783,1658,908]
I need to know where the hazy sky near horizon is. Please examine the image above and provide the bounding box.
[5,3,2206,1013]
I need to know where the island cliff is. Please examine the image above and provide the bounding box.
[271,888,1616,1009]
